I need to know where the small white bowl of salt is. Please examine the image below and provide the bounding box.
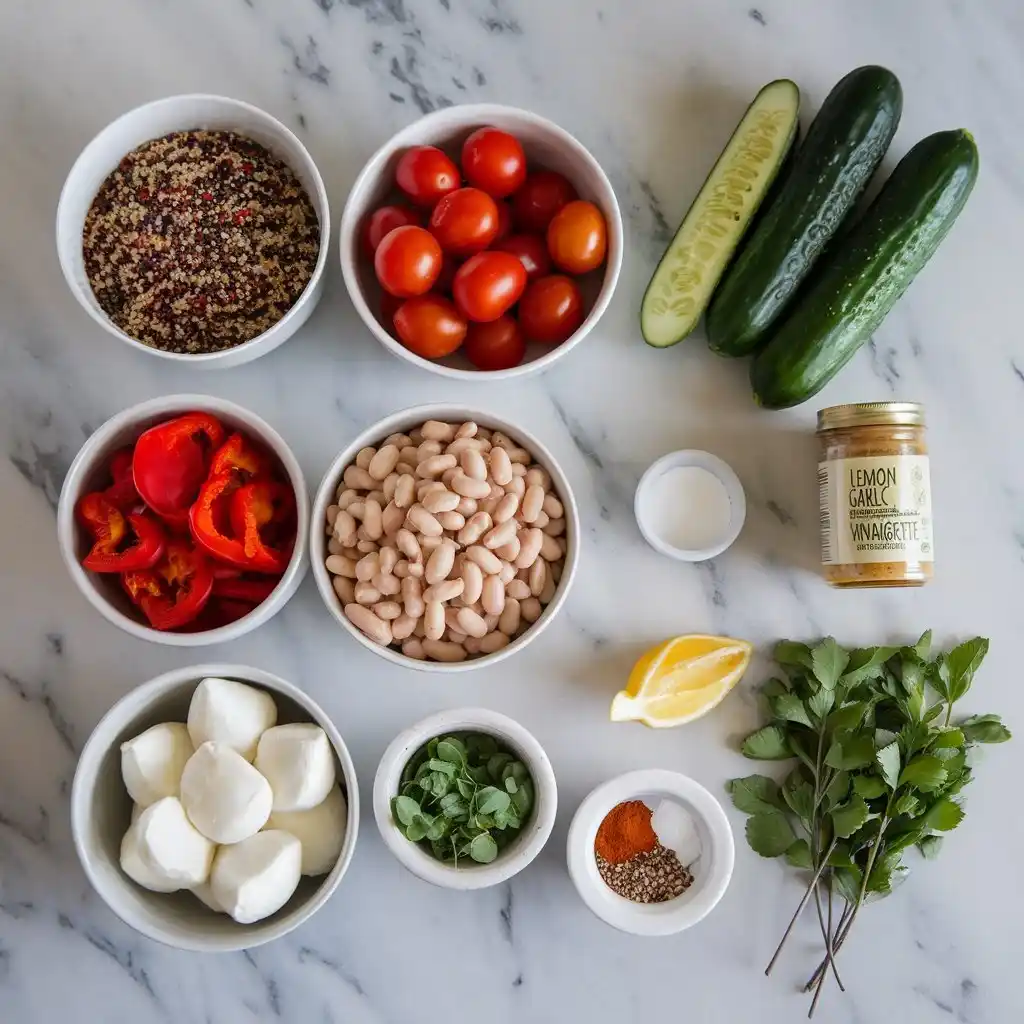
[634,450,746,562]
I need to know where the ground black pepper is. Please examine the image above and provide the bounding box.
[82,129,319,354]
[596,843,693,903]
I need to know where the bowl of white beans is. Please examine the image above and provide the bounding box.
[310,406,579,672]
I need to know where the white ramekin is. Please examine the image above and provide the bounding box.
[309,404,580,673]
[57,394,309,646]
[635,450,747,562]
[339,103,623,380]
[56,94,330,369]
[373,708,556,890]
[71,664,359,952]
[567,770,735,936]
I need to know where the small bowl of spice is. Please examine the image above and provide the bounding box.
[373,708,557,890]
[567,769,734,936]
[57,94,328,368]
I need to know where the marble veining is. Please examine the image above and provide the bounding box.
[2,0,1024,1021]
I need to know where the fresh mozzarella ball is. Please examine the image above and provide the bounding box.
[180,742,273,844]
[210,830,302,924]
[126,797,214,889]
[187,677,277,762]
[120,722,194,807]
[266,785,347,876]
[254,724,336,812]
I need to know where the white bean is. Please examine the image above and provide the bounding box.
[394,474,416,508]
[384,432,412,449]
[354,581,381,605]
[332,576,356,604]
[481,574,505,617]
[355,447,376,470]
[406,504,443,537]
[542,494,563,519]
[495,536,520,562]
[345,604,392,645]
[488,446,513,486]
[421,420,456,442]
[436,511,465,531]
[445,437,487,457]
[533,510,550,529]
[550,560,563,583]
[456,496,477,517]
[336,488,359,511]
[521,597,542,623]
[373,601,402,621]
[416,440,443,462]
[422,489,460,514]
[407,562,424,578]
[479,631,510,654]
[465,545,502,574]
[463,636,482,655]
[521,484,544,523]
[456,606,488,639]
[419,535,443,555]
[425,541,456,585]
[456,421,478,439]
[392,613,417,641]
[498,598,521,636]
[460,448,488,481]
[394,559,410,578]
[368,445,400,481]
[482,518,517,550]
[424,601,445,641]
[506,475,526,498]
[514,528,544,569]
[507,447,531,465]
[355,552,379,582]
[333,510,357,544]
[396,528,422,562]
[539,570,557,604]
[458,511,492,545]
[402,576,425,618]
[526,467,551,489]
[506,579,531,601]
[402,638,426,660]
[399,446,419,466]
[498,560,516,584]
[447,629,468,645]
[372,572,401,597]
[356,539,378,554]
[493,492,519,524]
[344,465,376,491]
[417,454,457,479]
[383,500,406,537]
[529,558,547,597]
[376,545,397,576]
[451,471,491,499]
[363,499,384,540]
[422,639,467,663]
[459,559,484,606]
[540,534,562,563]
[326,504,340,526]
[423,578,464,604]
[510,461,527,477]
[327,537,344,556]
[325,554,358,578]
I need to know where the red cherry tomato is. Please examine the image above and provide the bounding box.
[461,127,527,199]
[512,170,578,233]
[452,251,528,323]
[362,204,421,255]
[464,316,527,372]
[428,188,500,255]
[374,225,442,297]
[494,202,513,243]
[547,200,608,274]
[393,295,468,359]
[380,291,403,333]
[517,274,584,344]
[494,234,552,284]
[395,146,461,207]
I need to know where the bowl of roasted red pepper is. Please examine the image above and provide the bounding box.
[57,395,309,644]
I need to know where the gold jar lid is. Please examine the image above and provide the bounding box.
[817,402,925,431]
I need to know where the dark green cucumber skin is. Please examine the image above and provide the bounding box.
[707,66,903,357]
[750,130,978,410]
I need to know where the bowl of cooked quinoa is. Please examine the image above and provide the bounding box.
[57,94,329,368]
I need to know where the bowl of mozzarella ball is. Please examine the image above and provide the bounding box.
[311,406,580,671]
[71,665,358,951]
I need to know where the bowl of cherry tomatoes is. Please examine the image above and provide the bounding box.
[57,395,309,646]
[340,103,622,379]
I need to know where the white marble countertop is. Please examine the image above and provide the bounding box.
[2,0,1023,1021]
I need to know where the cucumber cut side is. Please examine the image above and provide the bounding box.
[641,79,800,348]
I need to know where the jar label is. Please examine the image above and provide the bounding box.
[819,456,933,565]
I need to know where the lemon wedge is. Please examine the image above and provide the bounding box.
[610,634,753,728]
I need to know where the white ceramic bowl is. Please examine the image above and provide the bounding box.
[310,404,580,672]
[56,94,330,368]
[57,394,310,646]
[635,450,747,562]
[373,708,556,890]
[567,770,734,936]
[71,664,359,952]
[339,103,623,380]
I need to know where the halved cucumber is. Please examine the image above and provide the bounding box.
[641,79,800,348]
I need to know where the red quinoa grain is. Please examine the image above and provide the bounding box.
[82,130,320,354]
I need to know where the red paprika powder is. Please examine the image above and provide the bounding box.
[594,800,658,864]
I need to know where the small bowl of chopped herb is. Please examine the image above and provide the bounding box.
[373,708,557,890]
[56,94,329,368]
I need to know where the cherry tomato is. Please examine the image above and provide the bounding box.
[428,188,500,255]
[395,146,461,207]
[517,274,584,344]
[464,316,527,371]
[512,170,578,233]
[380,291,403,333]
[362,204,421,255]
[547,200,608,274]
[452,251,527,323]
[494,202,513,243]
[461,126,527,199]
[374,225,442,297]
[494,234,552,284]
[393,295,468,359]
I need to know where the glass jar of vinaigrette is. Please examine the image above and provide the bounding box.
[817,402,933,588]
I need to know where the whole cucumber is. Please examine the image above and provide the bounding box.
[707,66,903,357]
[751,130,979,410]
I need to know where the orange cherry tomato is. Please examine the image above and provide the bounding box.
[374,225,443,298]
[393,295,468,359]
[452,251,527,323]
[461,127,527,199]
[546,200,607,274]
[362,204,421,254]
[429,188,500,255]
[512,170,578,233]
[464,316,527,371]
[494,234,552,284]
[395,146,461,207]
[517,274,584,344]
[494,202,513,243]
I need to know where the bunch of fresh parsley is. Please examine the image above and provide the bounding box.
[393,733,534,865]
[727,632,1010,1016]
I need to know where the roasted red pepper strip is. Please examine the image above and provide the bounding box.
[76,492,166,573]
[229,480,295,562]
[132,412,225,526]
[122,539,214,630]
[190,473,291,574]
[103,447,141,510]
[209,432,271,480]
[211,576,279,604]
